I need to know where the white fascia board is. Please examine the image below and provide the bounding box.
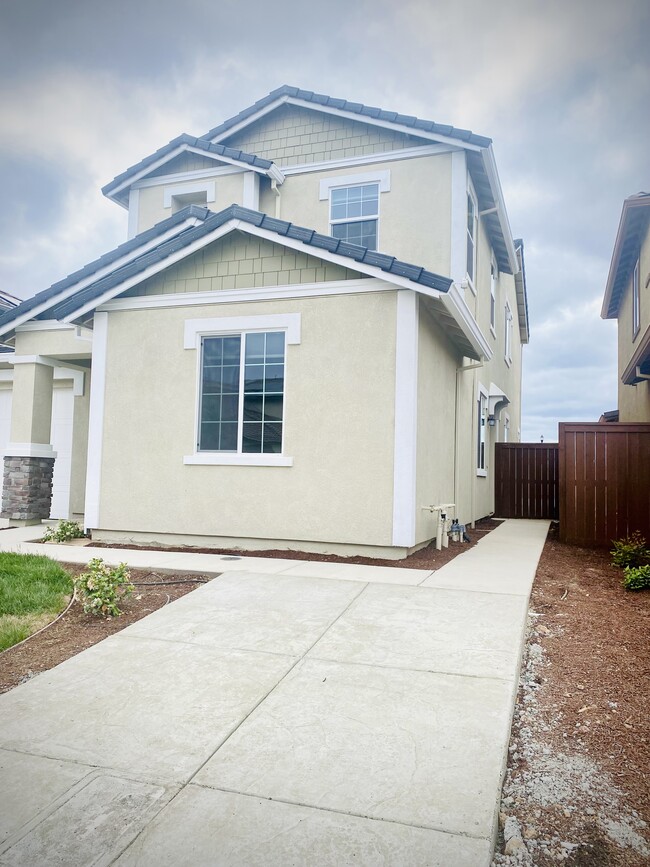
[0,217,203,340]
[442,284,493,361]
[107,144,284,204]
[482,145,518,274]
[283,144,456,177]
[133,166,243,191]
[210,95,485,153]
[15,320,76,332]
[99,279,395,312]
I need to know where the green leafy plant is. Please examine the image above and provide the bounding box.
[42,520,86,544]
[622,564,650,592]
[610,532,649,569]
[74,558,133,617]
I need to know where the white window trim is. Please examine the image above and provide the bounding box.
[632,257,640,339]
[490,254,498,336]
[183,313,300,467]
[502,412,510,444]
[504,300,513,366]
[466,179,478,295]
[163,181,216,209]
[476,382,488,477]
[318,169,391,200]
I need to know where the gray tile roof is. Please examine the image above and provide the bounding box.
[48,205,452,321]
[102,135,274,201]
[201,85,493,149]
[0,206,212,334]
[0,205,453,333]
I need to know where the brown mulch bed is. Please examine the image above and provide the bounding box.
[494,523,650,866]
[90,517,502,570]
[0,566,208,695]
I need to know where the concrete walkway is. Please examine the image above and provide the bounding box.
[0,519,549,866]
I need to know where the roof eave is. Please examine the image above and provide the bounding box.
[602,194,650,319]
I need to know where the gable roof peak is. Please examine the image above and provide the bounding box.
[201,85,492,149]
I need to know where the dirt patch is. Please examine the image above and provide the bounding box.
[493,524,650,866]
[89,517,502,570]
[0,566,209,695]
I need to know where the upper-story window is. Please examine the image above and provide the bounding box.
[504,300,513,365]
[330,183,379,250]
[477,386,488,476]
[632,258,640,338]
[466,185,478,289]
[490,255,498,333]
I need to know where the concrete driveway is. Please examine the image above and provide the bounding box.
[0,519,548,866]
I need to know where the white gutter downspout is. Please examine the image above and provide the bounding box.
[271,179,282,218]
[455,360,484,529]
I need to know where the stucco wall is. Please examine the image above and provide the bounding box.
[224,105,429,165]
[136,171,244,235]
[97,292,398,548]
[415,303,459,544]
[617,221,650,422]
[260,154,452,276]
[123,232,363,297]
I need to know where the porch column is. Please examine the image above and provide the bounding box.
[1,360,56,524]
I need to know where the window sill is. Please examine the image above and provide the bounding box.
[476,468,487,477]
[184,454,294,467]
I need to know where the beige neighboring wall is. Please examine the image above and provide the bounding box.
[617,223,650,422]
[264,154,452,276]
[415,304,459,543]
[97,291,398,548]
[136,171,245,235]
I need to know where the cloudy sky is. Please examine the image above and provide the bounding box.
[0,0,648,440]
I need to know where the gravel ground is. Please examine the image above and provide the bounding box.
[491,526,650,866]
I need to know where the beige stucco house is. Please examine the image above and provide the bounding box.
[601,192,650,423]
[0,86,528,557]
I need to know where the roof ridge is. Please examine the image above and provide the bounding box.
[200,85,492,148]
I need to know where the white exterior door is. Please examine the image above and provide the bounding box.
[50,386,74,519]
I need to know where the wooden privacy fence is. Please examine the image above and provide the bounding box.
[495,443,559,520]
[559,422,650,547]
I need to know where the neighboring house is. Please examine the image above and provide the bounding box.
[601,192,650,423]
[0,86,528,557]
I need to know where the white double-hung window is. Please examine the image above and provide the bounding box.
[184,313,300,466]
[504,301,513,365]
[330,183,379,249]
[320,170,390,253]
[477,385,488,475]
[466,184,478,289]
[199,331,285,454]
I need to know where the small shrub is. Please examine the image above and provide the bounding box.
[42,520,86,544]
[622,564,650,592]
[611,532,649,569]
[74,558,133,617]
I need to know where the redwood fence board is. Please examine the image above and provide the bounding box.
[559,423,650,546]
[495,443,559,520]
[495,424,650,545]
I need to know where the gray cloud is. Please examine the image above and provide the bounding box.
[0,0,647,440]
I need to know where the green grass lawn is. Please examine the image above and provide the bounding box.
[0,553,73,652]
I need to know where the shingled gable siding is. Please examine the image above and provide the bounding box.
[121,231,364,297]
[224,105,428,165]
[147,152,228,178]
